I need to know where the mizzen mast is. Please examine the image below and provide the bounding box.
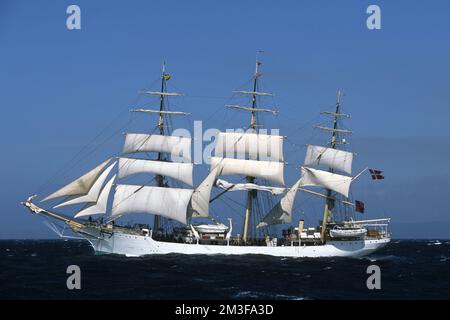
[318,90,350,241]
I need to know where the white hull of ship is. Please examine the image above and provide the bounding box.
[82,231,390,258]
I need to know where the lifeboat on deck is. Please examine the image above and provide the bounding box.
[330,226,367,238]
[193,223,228,234]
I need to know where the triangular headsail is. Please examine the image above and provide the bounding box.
[54,161,117,208]
[41,159,112,202]
[36,65,198,227]
[188,167,218,218]
[74,174,116,218]
[257,178,302,228]
[257,165,354,228]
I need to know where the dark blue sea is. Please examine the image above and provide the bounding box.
[0,239,449,300]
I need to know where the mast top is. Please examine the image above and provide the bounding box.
[228,51,278,129]
[315,90,351,146]
[255,50,264,78]
[337,90,343,106]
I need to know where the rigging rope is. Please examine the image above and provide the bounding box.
[35,109,133,196]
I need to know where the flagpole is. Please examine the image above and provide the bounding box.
[352,167,369,181]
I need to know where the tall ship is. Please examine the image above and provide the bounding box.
[22,59,390,258]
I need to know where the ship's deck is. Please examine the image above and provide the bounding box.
[85,222,388,247]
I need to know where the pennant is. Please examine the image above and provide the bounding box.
[355,200,365,213]
[369,169,384,180]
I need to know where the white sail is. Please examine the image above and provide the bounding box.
[74,175,116,218]
[54,162,117,208]
[111,184,193,224]
[42,159,111,202]
[188,167,218,218]
[304,145,353,174]
[300,167,352,198]
[211,157,284,185]
[118,158,193,186]
[257,178,302,228]
[214,132,283,161]
[215,179,285,195]
[122,134,191,162]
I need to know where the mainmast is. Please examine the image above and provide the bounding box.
[320,90,343,241]
[202,52,281,240]
[242,53,261,242]
[153,63,169,232]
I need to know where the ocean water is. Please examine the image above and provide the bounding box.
[0,239,449,300]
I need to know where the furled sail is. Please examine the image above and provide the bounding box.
[122,133,191,162]
[210,157,284,185]
[214,132,283,161]
[41,159,112,202]
[257,178,302,228]
[300,167,352,198]
[215,179,285,195]
[54,161,117,208]
[188,167,218,218]
[74,175,116,218]
[304,144,353,174]
[111,184,193,224]
[118,158,193,186]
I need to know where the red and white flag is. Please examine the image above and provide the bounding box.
[369,169,384,180]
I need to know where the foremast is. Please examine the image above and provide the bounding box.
[153,63,170,232]
[130,62,190,234]
[30,63,194,235]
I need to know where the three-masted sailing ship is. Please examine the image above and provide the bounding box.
[22,59,391,257]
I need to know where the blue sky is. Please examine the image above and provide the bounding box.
[1,0,449,238]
